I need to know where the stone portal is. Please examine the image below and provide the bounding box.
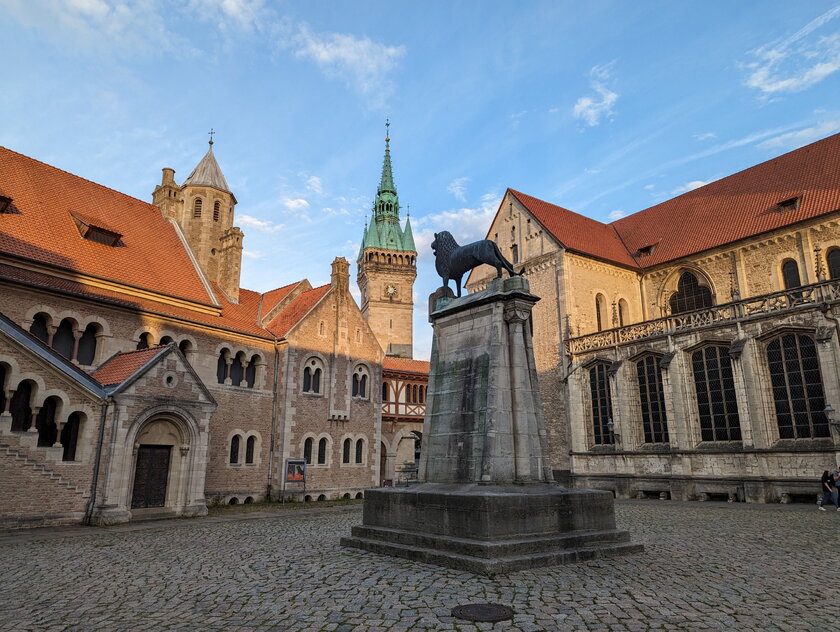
[342,276,642,574]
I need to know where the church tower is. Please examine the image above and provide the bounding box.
[152,135,243,302]
[357,124,417,358]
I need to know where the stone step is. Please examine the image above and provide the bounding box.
[0,443,89,498]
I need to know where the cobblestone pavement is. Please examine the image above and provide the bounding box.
[0,500,837,632]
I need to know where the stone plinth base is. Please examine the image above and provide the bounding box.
[341,483,643,575]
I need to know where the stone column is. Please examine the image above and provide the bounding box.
[224,357,233,386]
[71,329,83,364]
[28,406,40,433]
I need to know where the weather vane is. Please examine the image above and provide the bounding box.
[385,118,390,141]
[208,128,216,146]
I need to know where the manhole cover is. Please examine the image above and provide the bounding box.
[451,603,514,622]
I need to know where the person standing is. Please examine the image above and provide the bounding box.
[833,470,840,511]
[819,470,838,510]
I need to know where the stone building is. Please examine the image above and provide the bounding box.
[468,132,840,503]
[0,138,391,527]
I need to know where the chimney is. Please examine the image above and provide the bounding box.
[162,167,176,185]
[331,257,350,292]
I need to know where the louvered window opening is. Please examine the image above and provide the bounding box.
[589,363,613,445]
[691,346,741,441]
[636,356,669,443]
[767,333,829,439]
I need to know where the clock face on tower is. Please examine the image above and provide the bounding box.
[385,284,397,298]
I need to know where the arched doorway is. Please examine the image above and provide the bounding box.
[379,441,390,486]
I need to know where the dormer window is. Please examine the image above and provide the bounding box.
[71,212,123,247]
[636,243,658,258]
[0,194,13,213]
[777,196,801,212]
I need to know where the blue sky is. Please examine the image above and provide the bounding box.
[2,1,840,359]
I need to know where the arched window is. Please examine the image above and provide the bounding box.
[588,363,613,444]
[52,318,75,359]
[77,323,99,366]
[178,339,193,359]
[35,396,59,447]
[355,438,364,464]
[691,346,741,441]
[595,293,607,332]
[159,336,174,345]
[62,412,81,461]
[767,333,828,438]
[304,437,313,465]
[303,358,323,394]
[511,244,519,264]
[230,351,246,386]
[245,436,256,464]
[317,438,327,465]
[636,356,669,444]
[137,332,153,350]
[217,349,230,384]
[10,380,34,432]
[618,299,628,327]
[419,386,425,404]
[29,313,50,344]
[193,198,202,218]
[781,259,801,289]
[352,366,369,398]
[669,272,714,314]
[342,438,351,464]
[229,435,240,464]
[213,201,220,221]
[245,355,258,388]
[382,381,389,402]
[828,249,840,280]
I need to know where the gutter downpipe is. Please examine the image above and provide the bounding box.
[84,397,111,526]
[266,338,280,501]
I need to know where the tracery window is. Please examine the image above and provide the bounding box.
[352,366,369,398]
[588,363,613,445]
[691,346,741,441]
[766,333,829,439]
[781,259,801,290]
[828,249,840,280]
[229,435,240,464]
[636,356,669,443]
[303,358,323,394]
[669,272,714,314]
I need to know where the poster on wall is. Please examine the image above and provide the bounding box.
[285,459,306,483]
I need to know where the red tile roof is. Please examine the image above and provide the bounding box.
[514,132,840,269]
[260,281,302,320]
[0,146,214,304]
[91,346,168,386]
[383,357,430,374]
[266,285,330,337]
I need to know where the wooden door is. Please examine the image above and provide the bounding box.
[131,445,171,509]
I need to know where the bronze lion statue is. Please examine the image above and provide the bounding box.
[431,231,518,297]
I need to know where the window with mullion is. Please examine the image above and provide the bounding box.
[636,356,669,444]
[589,363,613,445]
[767,333,828,438]
[691,346,741,441]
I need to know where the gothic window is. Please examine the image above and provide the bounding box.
[217,348,231,384]
[62,412,81,461]
[781,259,801,289]
[137,332,153,350]
[193,198,202,218]
[77,323,100,366]
[588,363,613,445]
[342,438,351,464]
[245,436,256,464]
[828,249,840,280]
[382,381,389,401]
[595,294,607,332]
[35,396,59,447]
[29,313,50,344]
[304,438,313,465]
[303,358,323,394]
[511,244,519,264]
[213,201,220,221]
[355,438,364,464]
[10,380,34,432]
[669,272,714,314]
[636,356,669,443]
[52,318,75,359]
[229,435,240,464]
[317,438,327,465]
[691,346,741,441]
[766,333,829,439]
[352,366,369,399]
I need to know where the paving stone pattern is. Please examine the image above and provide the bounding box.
[0,501,836,631]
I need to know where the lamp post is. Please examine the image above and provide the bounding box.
[824,404,840,435]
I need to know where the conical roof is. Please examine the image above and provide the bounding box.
[402,216,416,251]
[183,143,231,193]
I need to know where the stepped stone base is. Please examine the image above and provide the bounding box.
[341,483,643,575]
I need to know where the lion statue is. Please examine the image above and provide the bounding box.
[431,231,518,297]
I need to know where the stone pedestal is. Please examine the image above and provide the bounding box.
[342,277,642,574]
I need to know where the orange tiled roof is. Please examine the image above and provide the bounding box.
[514,132,840,269]
[260,281,301,320]
[91,346,169,386]
[0,146,214,305]
[383,357,430,374]
[266,285,330,337]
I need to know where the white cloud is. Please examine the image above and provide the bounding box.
[572,62,618,126]
[643,184,655,191]
[294,26,406,101]
[693,132,717,141]
[447,177,469,202]
[756,119,840,150]
[242,250,264,259]
[306,175,324,195]
[283,198,310,212]
[743,6,840,95]
[607,210,627,221]
[238,214,284,233]
[672,179,716,194]
[413,193,501,261]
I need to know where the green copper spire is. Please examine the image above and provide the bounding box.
[402,215,416,251]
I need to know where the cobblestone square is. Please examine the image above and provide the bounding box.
[0,500,836,631]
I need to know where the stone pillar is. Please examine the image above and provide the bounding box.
[239,358,248,388]
[71,329,83,364]
[224,357,233,386]
[28,406,40,433]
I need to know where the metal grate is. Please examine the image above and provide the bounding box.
[589,363,613,444]
[767,333,828,438]
[451,604,514,623]
[636,356,669,443]
[692,346,741,441]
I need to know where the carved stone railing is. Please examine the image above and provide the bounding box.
[567,280,839,355]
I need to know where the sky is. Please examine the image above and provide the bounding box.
[2,1,840,360]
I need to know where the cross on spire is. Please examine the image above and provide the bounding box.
[208,128,216,146]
